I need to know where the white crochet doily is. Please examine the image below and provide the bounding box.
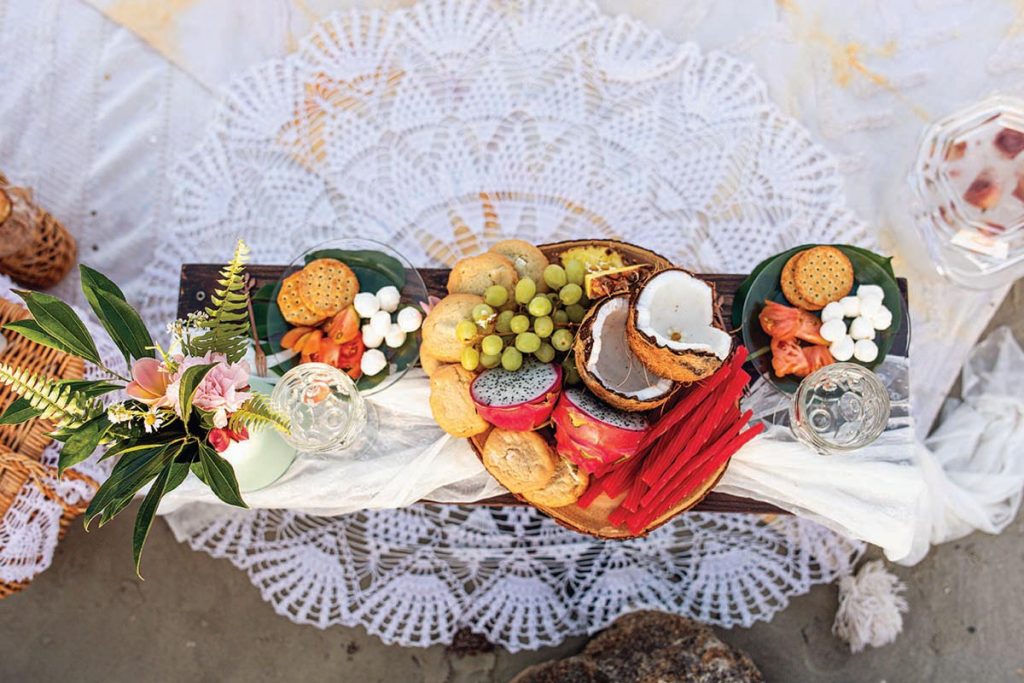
[150,0,872,650]
[0,276,121,585]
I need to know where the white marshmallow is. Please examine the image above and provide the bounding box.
[849,316,875,340]
[857,284,885,303]
[384,323,407,348]
[362,324,384,349]
[821,301,845,323]
[839,296,861,318]
[853,339,879,363]
[858,296,882,318]
[820,318,848,343]
[396,306,422,333]
[360,348,388,376]
[353,292,379,318]
[830,335,855,362]
[369,310,392,335]
[871,307,893,331]
[377,286,401,313]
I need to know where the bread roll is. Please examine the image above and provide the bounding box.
[482,429,556,494]
[429,365,488,438]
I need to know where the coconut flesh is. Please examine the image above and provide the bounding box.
[585,297,674,402]
[633,270,731,360]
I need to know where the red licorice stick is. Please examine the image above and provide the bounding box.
[640,394,718,487]
[604,457,643,499]
[631,421,764,533]
[637,346,748,451]
[621,475,648,513]
[642,410,753,513]
[577,476,608,509]
[644,369,750,501]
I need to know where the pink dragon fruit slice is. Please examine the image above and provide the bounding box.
[552,387,649,470]
[470,360,563,431]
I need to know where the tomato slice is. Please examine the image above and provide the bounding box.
[795,309,829,346]
[759,300,801,340]
[770,337,811,378]
[802,345,835,374]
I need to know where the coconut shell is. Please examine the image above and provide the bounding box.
[574,295,675,413]
[626,268,730,384]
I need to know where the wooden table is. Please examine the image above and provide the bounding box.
[179,264,910,514]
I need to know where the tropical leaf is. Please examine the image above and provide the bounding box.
[132,459,176,578]
[85,442,180,529]
[188,240,251,363]
[198,442,247,508]
[177,363,215,428]
[13,290,101,365]
[81,265,154,363]
[58,413,112,473]
[4,319,80,357]
[164,460,192,494]
[228,393,290,433]
[0,362,103,428]
[0,396,41,425]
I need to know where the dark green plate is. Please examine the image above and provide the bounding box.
[738,245,904,395]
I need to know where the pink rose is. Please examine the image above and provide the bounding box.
[164,352,251,420]
[126,357,171,408]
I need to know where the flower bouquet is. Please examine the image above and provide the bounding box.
[0,241,288,574]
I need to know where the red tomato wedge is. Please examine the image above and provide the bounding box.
[770,337,811,378]
[802,345,835,374]
[760,300,829,345]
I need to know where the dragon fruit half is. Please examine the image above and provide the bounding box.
[552,387,649,474]
[470,360,563,431]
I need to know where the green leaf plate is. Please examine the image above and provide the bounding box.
[738,244,906,395]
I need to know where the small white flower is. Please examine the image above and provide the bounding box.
[142,409,164,434]
[106,403,134,424]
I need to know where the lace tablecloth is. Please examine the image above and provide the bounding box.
[0,0,1019,651]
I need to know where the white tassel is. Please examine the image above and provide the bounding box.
[832,560,908,653]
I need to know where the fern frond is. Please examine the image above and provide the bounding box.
[229,394,290,434]
[0,362,104,428]
[188,240,251,363]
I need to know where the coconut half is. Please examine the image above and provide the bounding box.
[626,268,732,383]
[574,294,676,412]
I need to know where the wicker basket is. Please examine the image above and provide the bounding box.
[0,298,91,598]
[0,172,77,289]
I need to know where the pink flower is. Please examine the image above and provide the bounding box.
[164,352,251,420]
[126,357,171,408]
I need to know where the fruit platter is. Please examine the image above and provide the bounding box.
[177,242,909,528]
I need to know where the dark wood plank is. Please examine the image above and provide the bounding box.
[178,263,909,515]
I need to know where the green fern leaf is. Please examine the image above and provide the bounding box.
[188,240,252,363]
[228,394,290,434]
[0,362,103,429]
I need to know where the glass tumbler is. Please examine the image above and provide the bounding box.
[270,362,367,454]
[789,363,890,454]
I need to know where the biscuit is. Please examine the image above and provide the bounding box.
[522,456,589,508]
[277,272,325,326]
[298,258,358,316]
[489,240,549,292]
[793,246,853,309]
[446,253,519,298]
[429,365,488,438]
[780,251,819,311]
[419,346,447,377]
[421,293,484,362]
[482,428,557,494]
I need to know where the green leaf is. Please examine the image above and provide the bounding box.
[190,460,208,486]
[165,460,192,494]
[80,265,154,363]
[58,414,111,473]
[177,363,215,428]
[13,290,101,365]
[4,319,79,357]
[198,442,247,508]
[0,396,41,425]
[58,379,123,398]
[133,461,174,578]
[84,442,179,529]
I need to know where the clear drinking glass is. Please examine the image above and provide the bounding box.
[270,362,367,454]
[789,363,890,453]
[910,95,1024,289]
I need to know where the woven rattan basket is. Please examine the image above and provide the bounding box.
[0,298,92,598]
[0,172,77,289]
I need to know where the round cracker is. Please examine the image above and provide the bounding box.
[277,272,325,326]
[298,258,359,317]
[780,251,821,311]
[793,246,853,308]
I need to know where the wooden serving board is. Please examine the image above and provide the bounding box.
[178,262,909,517]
